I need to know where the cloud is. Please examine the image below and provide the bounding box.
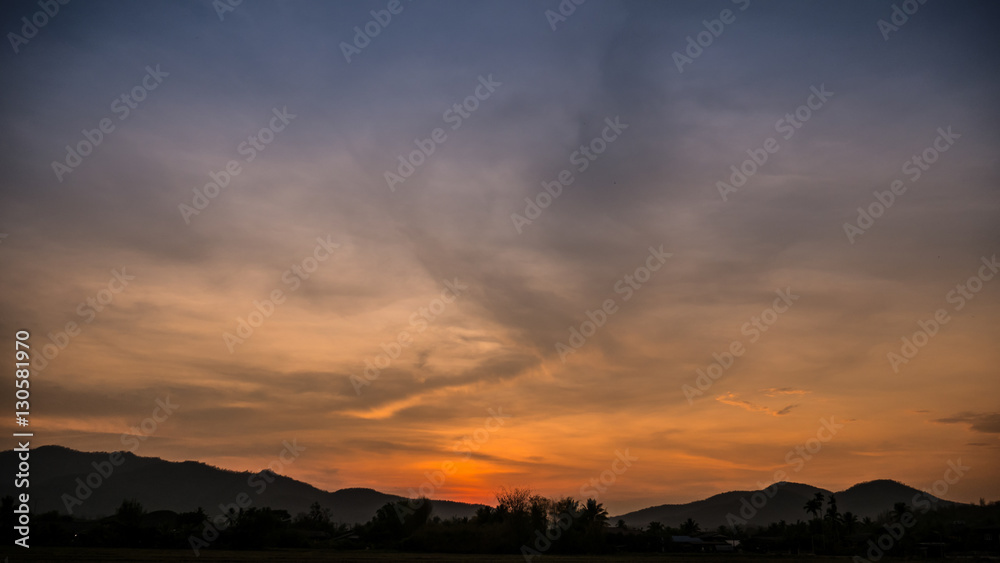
[933,412,1000,434]
[715,393,798,417]
[1,0,998,511]
[759,387,810,397]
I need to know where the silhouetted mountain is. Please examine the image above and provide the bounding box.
[0,446,482,522]
[614,479,955,529]
[2,446,958,531]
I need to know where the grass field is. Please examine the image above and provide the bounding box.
[0,549,967,563]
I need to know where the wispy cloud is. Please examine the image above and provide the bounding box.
[715,393,798,416]
[1,0,998,512]
[933,412,1000,434]
[759,387,810,397]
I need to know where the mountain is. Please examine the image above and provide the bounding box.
[613,479,955,529]
[2,446,958,530]
[0,445,483,523]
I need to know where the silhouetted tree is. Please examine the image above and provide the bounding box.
[294,501,334,533]
[495,487,545,548]
[680,517,700,535]
[825,495,839,522]
[804,492,824,553]
[720,522,743,538]
[366,502,405,543]
[223,507,292,550]
[843,511,858,535]
[401,498,433,535]
[580,498,609,528]
[496,486,533,518]
[528,494,549,535]
[1,495,15,544]
[824,494,842,546]
[551,497,580,520]
[893,501,909,520]
[116,498,145,523]
[474,505,496,525]
[804,492,824,520]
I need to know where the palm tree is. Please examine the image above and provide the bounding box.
[551,497,581,520]
[824,495,839,522]
[803,492,824,553]
[843,512,859,535]
[803,492,824,520]
[680,517,701,536]
[824,495,842,544]
[580,498,609,528]
[646,521,666,553]
[720,522,743,539]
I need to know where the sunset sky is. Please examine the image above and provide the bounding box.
[1,0,998,515]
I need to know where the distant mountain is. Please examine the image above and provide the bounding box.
[2,446,958,530]
[0,445,483,523]
[614,479,955,529]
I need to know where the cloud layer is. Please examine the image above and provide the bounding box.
[1,0,998,513]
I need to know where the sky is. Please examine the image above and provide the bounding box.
[1,0,998,515]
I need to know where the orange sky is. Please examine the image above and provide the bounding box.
[1,0,998,516]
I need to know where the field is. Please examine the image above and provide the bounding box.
[0,549,966,563]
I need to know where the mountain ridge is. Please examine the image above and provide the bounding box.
[613,478,955,528]
[2,446,957,528]
[1,445,483,523]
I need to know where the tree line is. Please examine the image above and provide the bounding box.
[2,488,998,557]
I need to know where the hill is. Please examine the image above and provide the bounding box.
[2,446,957,530]
[613,479,954,529]
[0,445,482,523]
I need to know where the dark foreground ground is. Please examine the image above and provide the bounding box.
[0,550,979,563]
